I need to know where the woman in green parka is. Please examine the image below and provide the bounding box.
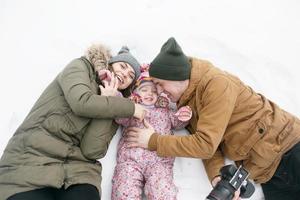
[0,44,145,200]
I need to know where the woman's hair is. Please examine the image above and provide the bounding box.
[121,87,132,98]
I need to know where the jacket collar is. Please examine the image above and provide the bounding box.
[81,56,96,77]
[177,57,212,107]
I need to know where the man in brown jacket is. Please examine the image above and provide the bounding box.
[125,37,300,200]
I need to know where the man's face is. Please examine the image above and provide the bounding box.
[136,82,158,106]
[152,78,187,103]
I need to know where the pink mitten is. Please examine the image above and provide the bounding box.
[175,106,192,122]
[155,96,169,108]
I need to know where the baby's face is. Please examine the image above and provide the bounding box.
[136,82,158,106]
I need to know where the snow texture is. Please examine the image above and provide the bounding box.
[1,0,300,199]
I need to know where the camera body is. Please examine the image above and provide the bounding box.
[206,165,255,200]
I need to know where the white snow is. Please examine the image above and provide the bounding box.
[1,0,300,199]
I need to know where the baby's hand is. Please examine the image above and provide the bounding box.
[175,106,192,122]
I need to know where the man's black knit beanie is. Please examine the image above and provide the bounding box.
[149,37,190,80]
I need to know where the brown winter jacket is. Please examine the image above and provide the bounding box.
[149,57,300,183]
[0,45,135,200]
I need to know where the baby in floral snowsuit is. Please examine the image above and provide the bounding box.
[111,64,192,200]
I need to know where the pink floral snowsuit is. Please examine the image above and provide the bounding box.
[111,105,188,200]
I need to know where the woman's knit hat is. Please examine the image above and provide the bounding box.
[108,46,141,81]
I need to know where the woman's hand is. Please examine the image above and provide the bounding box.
[175,105,192,122]
[124,119,154,148]
[97,69,112,82]
[133,103,147,121]
[99,72,119,96]
[211,176,241,200]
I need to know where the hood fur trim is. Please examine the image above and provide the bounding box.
[84,43,112,72]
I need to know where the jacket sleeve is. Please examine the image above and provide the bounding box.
[80,118,118,160]
[58,59,135,119]
[202,147,225,182]
[148,76,239,159]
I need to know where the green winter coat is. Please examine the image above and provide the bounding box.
[0,50,135,199]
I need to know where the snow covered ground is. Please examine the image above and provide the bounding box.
[1,0,300,199]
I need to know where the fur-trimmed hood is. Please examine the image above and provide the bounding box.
[84,43,112,72]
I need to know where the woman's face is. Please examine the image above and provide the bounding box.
[111,62,135,90]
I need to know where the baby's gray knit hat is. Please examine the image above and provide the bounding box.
[108,46,141,81]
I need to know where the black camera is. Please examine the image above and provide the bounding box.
[206,165,255,200]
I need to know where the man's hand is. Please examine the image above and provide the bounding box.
[211,176,222,188]
[211,176,241,200]
[124,119,154,148]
